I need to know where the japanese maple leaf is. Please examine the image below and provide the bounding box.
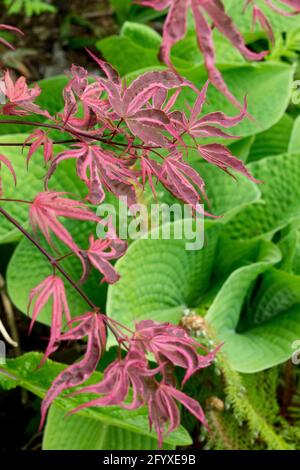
[46,143,138,206]
[198,143,261,182]
[89,50,184,146]
[170,81,247,140]
[40,312,106,428]
[24,130,53,166]
[28,275,71,364]
[0,154,17,196]
[68,345,154,412]
[61,65,105,129]
[29,192,100,258]
[134,320,218,384]
[0,70,49,117]
[0,24,23,50]
[137,0,267,109]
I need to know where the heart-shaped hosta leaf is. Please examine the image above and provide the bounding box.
[205,240,300,372]
[0,352,191,448]
[226,151,300,240]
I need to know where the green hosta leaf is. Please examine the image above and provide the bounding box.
[0,134,84,244]
[107,220,220,330]
[0,76,68,135]
[43,405,173,450]
[179,62,294,138]
[205,241,300,372]
[0,352,192,448]
[226,151,300,240]
[248,114,294,162]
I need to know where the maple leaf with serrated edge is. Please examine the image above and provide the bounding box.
[89,50,188,145]
[146,381,208,448]
[136,0,268,110]
[0,70,50,117]
[0,153,17,196]
[159,153,208,214]
[85,233,127,284]
[29,192,100,259]
[40,312,107,429]
[24,130,53,166]
[28,275,71,365]
[46,143,138,206]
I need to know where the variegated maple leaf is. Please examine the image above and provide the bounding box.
[137,0,267,109]
[40,312,107,428]
[0,70,50,117]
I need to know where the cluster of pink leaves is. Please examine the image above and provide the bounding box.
[137,0,300,108]
[0,13,269,444]
[0,53,259,216]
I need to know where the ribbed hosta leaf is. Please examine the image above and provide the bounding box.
[0,353,191,448]
[248,114,294,162]
[205,241,300,372]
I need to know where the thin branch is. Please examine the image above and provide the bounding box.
[0,207,97,311]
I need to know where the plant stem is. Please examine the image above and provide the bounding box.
[0,119,162,152]
[0,207,97,311]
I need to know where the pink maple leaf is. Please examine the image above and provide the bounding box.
[89,50,184,145]
[0,153,17,196]
[159,152,208,213]
[85,231,127,284]
[198,143,262,182]
[29,192,100,258]
[0,24,23,50]
[68,345,153,412]
[24,130,53,166]
[28,275,71,364]
[0,70,50,117]
[61,65,105,129]
[146,381,208,448]
[137,0,267,109]
[134,320,218,384]
[40,312,106,428]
